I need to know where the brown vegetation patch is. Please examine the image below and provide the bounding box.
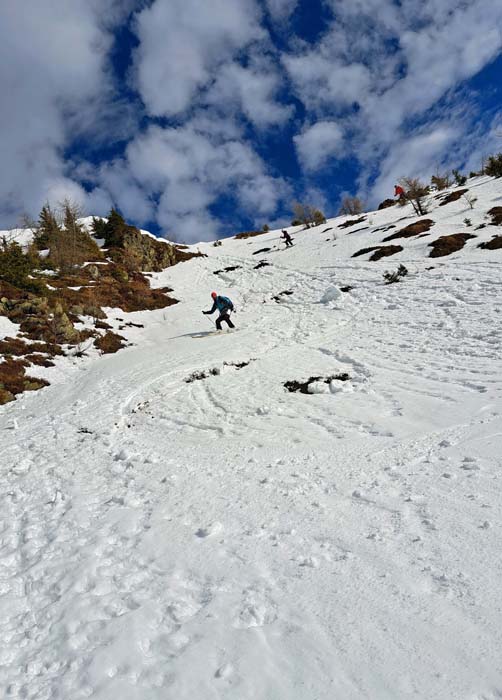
[24,354,55,367]
[429,234,476,258]
[338,217,366,229]
[438,189,469,206]
[382,219,434,241]
[284,373,350,394]
[54,266,177,314]
[488,207,502,226]
[352,245,403,261]
[95,320,113,330]
[94,331,126,354]
[478,236,502,250]
[0,358,49,401]
[0,336,61,357]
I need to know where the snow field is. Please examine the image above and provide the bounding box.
[1,176,502,698]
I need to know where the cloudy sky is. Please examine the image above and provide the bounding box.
[1,0,502,242]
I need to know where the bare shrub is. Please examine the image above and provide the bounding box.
[339,196,364,216]
[292,202,326,228]
[463,193,478,209]
[398,177,430,216]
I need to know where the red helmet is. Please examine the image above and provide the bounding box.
[211,291,217,299]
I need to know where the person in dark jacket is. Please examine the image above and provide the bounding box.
[281,229,293,247]
[203,292,235,330]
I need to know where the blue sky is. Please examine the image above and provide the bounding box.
[1,0,502,242]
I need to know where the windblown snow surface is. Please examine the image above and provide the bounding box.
[1,176,502,699]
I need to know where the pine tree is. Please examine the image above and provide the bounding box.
[103,208,127,248]
[0,241,34,288]
[35,205,59,249]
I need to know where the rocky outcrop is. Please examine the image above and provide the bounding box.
[107,227,201,272]
[377,198,396,210]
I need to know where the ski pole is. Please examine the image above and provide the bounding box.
[202,312,214,328]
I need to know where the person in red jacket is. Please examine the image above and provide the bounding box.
[394,184,405,199]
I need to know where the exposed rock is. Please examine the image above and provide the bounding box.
[0,388,15,405]
[378,199,396,210]
[0,358,49,399]
[109,226,201,272]
[53,303,80,343]
[87,264,100,280]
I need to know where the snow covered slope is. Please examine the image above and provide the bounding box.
[1,176,502,699]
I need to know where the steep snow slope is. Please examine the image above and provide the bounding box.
[1,177,502,699]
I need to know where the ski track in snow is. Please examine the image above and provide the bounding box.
[1,177,502,699]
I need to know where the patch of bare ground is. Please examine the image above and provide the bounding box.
[338,216,366,229]
[438,189,469,206]
[488,207,502,226]
[478,236,502,250]
[352,245,403,261]
[429,233,476,258]
[94,331,126,354]
[284,373,350,394]
[0,358,49,404]
[382,219,434,242]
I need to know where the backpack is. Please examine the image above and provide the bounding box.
[219,295,234,312]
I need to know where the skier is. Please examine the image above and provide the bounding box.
[281,229,293,247]
[394,184,405,200]
[202,292,235,330]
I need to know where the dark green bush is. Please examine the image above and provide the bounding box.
[485,154,502,178]
[0,241,41,291]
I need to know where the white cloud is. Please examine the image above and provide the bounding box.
[0,0,126,225]
[132,0,265,117]
[206,59,293,127]
[265,0,299,20]
[366,126,459,205]
[294,122,345,171]
[286,0,502,202]
[104,120,289,242]
[284,54,371,112]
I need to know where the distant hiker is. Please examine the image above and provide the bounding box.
[203,292,235,330]
[394,184,405,200]
[281,229,293,247]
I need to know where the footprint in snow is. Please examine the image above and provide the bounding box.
[215,663,234,680]
[195,522,223,538]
